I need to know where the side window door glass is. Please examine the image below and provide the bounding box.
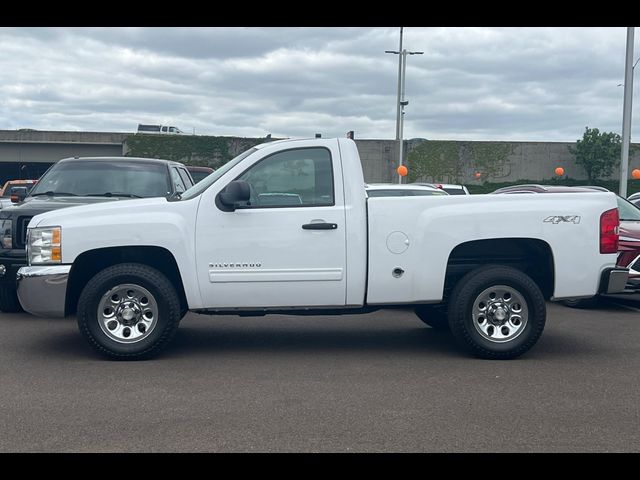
[238,148,333,208]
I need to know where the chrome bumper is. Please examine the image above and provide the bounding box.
[16,265,71,318]
[600,267,629,294]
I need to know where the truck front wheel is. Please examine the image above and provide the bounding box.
[77,263,182,359]
[448,265,546,360]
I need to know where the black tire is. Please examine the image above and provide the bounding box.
[0,286,23,313]
[448,265,546,360]
[77,263,182,360]
[415,304,450,330]
[560,296,600,309]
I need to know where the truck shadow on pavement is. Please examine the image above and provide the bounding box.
[27,311,613,361]
[31,320,467,360]
[167,324,608,361]
[169,323,462,358]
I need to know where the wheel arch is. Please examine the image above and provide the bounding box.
[445,238,555,300]
[65,246,188,316]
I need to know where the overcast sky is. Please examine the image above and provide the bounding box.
[0,27,638,142]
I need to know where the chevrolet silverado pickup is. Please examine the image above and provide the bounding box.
[15,138,628,360]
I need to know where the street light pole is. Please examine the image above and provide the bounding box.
[386,30,423,184]
[397,49,423,184]
[620,27,635,198]
[398,50,408,184]
[395,27,403,141]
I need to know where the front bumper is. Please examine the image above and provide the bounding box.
[599,267,629,294]
[16,265,71,318]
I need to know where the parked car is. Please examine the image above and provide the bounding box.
[491,184,640,306]
[413,182,470,195]
[0,180,38,209]
[627,191,640,203]
[365,183,449,197]
[0,157,194,313]
[627,191,640,209]
[186,165,215,184]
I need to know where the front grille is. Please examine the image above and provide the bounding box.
[15,216,33,249]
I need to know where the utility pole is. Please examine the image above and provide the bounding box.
[620,27,635,198]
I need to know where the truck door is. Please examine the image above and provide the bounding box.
[195,144,347,309]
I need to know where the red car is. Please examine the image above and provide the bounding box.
[491,185,640,304]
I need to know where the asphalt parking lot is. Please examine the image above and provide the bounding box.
[1,297,639,452]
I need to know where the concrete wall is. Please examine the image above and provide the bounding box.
[354,140,397,183]
[0,142,123,163]
[0,130,126,164]
[0,129,128,144]
[398,139,640,185]
[1,130,639,185]
[451,140,640,183]
[508,142,579,180]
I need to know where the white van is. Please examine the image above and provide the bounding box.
[137,124,184,135]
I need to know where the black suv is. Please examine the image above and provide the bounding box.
[0,157,194,312]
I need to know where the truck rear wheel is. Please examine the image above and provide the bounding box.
[77,263,182,360]
[448,265,546,359]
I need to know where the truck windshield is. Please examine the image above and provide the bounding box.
[180,147,258,201]
[29,161,171,198]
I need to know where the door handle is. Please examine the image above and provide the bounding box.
[302,222,338,230]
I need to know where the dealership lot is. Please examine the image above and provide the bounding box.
[0,299,639,452]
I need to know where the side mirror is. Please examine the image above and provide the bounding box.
[217,180,251,212]
[10,186,28,204]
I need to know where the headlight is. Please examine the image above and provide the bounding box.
[28,226,61,264]
[0,219,11,249]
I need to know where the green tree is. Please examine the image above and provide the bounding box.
[569,127,621,182]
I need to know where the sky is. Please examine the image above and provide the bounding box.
[0,26,638,142]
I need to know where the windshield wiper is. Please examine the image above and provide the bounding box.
[31,191,78,197]
[85,192,142,198]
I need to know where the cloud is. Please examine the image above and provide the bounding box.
[0,27,636,142]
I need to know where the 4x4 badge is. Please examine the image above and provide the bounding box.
[543,215,581,224]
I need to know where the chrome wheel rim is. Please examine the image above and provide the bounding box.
[472,284,528,343]
[97,283,158,344]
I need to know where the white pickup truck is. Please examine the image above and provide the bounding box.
[16,138,628,360]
